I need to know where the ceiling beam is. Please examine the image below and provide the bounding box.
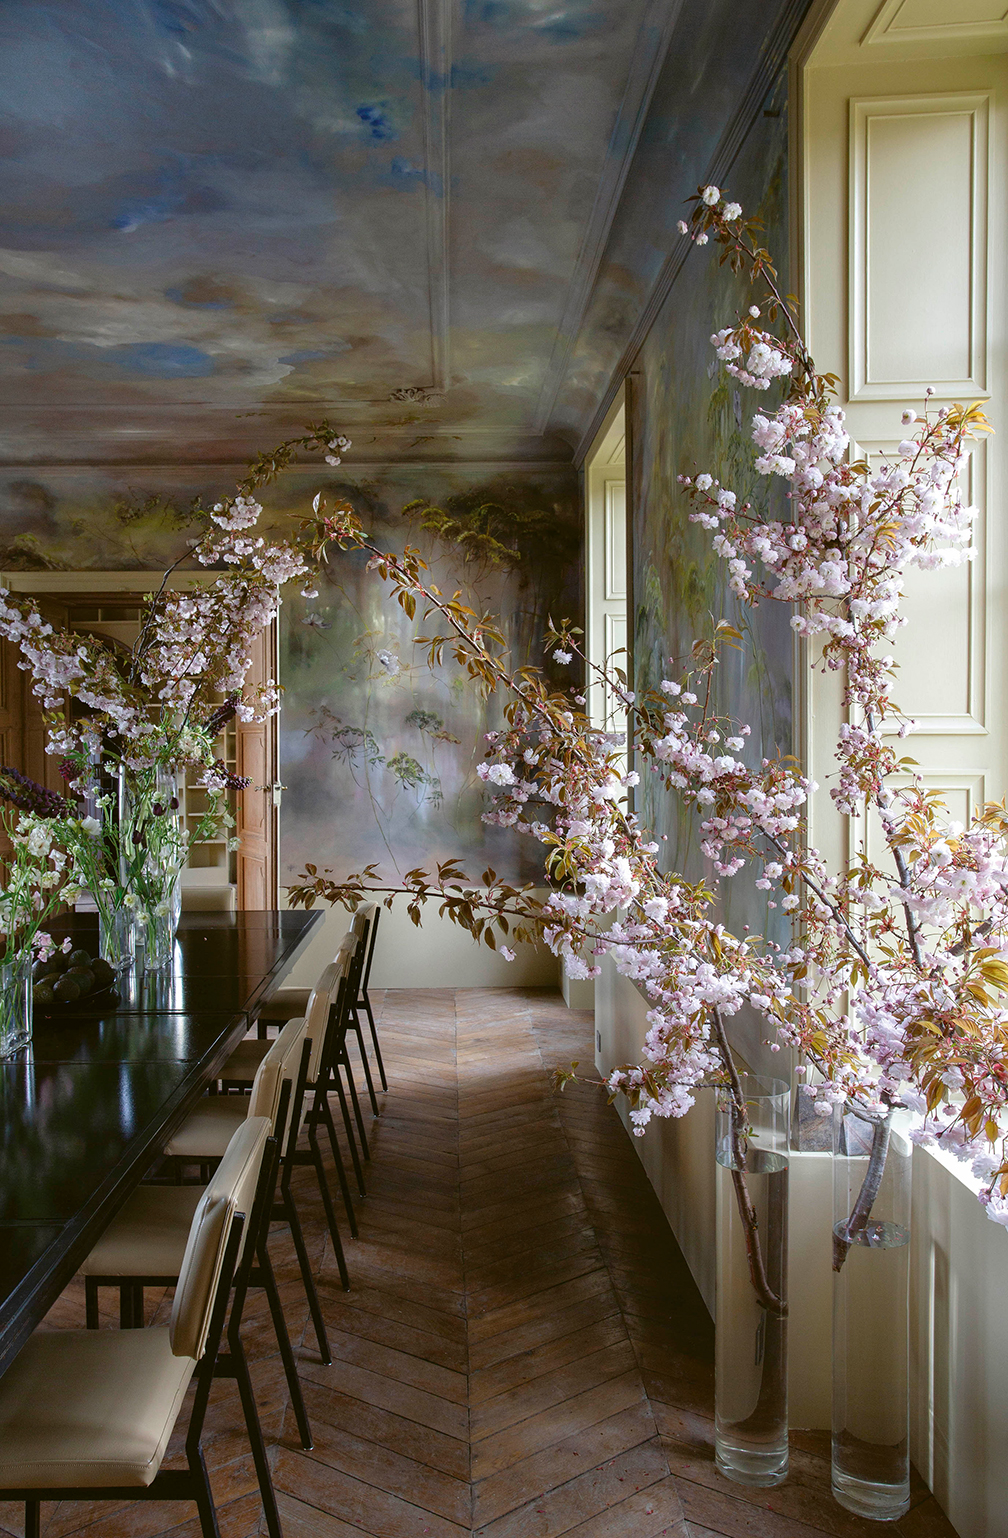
[419,0,452,394]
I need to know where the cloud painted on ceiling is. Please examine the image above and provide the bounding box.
[0,0,654,430]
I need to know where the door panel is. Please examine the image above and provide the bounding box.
[236,621,278,910]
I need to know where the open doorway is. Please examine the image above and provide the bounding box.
[584,391,627,742]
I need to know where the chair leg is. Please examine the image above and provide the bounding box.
[120,1281,142,1328]
[190,1443,222,1538]
[309,1133,351,1291]
[258,1239,313,1449]
[320,1094,361,1230]
[340,1053,371,1160]
[351,1010,380,1115]
[329,1069,367,1195]
[231,1336,284,1538]
[362,993,388,1091]
[85,1276,99,1329]
[24,1500,40,1538]
[281,1188,332,1364]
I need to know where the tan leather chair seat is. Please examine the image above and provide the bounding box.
[256,987,309,1021]
[221,1038,271,1080]
[164,1096,247,1160]
[0,1326,194,1488]
[80,1185,202,1278]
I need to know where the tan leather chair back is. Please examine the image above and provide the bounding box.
[305,958,340,1083]
[249,1013,308,1131]
[266,1013,310,1141]
[170,1117,270,1361]
[327,935,357,1049]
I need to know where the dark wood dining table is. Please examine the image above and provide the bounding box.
[0,907,322,1379]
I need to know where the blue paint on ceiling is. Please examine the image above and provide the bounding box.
[356,103,398,141]
[0,0,805,458]
[112,342,216,377]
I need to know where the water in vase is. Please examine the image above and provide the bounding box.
[715,1143,789,1487]
[832,1217,910,1518]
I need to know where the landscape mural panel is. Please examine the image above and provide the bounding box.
[0,458,580,889]
[631,72,792,1059]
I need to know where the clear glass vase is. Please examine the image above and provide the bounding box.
[135,872,182,972]
[715,1074,789,1487]
[118,765,185,974]
[0,954,32,1057]
[97,905,135,976]
[832,1101,911,1520]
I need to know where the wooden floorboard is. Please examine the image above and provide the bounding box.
[0,986,960,1538]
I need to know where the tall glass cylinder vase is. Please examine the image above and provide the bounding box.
[832,1102,911,1520]
[118,766,185,974]
[715,1075,790,1487]
[0,954,32,1057]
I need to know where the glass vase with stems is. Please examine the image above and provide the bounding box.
[714,1073,790,1487]
[0,807,73,1057]
[832,1101,912,1520]
[117,765,186,974]
[0,952,32,1057]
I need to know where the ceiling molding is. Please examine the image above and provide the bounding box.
[0,459,574,473]
[419,0,452,392]
[0,410,545,433]
[575,0,813,466]
[531,0,686,436]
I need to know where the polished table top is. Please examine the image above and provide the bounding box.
[0,908,322,1376]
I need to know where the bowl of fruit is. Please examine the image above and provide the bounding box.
[33,949,119,1015]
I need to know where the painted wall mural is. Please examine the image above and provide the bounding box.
[0,457,580,888]
[278,465,580,887]
[630,71,791,1051]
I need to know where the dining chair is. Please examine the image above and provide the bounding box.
[163,1010,347,1351]
[81,1018,315,1455]
[353,902,387,1090]
[344,910,380,1115]
[220,955,363,1225]
[253,913,386,1101]
[0,1116,269,1538]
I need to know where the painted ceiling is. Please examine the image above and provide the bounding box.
[0,0,803,467]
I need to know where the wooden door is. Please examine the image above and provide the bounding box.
[236,620,279,910]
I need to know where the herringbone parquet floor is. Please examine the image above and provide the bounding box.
[0,988,958,1538]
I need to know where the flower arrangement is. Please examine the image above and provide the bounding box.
[288,189,1008,1291]
[0,424,355,979]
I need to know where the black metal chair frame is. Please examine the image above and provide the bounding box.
[357,904,387,1091]
[301,960,368,1224]
[15,1211,247,1538]
[347,913,380,1116]
[306,950,374,1204]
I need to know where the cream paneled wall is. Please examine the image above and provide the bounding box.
[801,37,1008,885]
[798,4,1008,1528]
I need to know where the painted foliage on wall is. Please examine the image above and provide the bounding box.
[0,457,580,888]
[631,73,792,953]
[280,466,580,888]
